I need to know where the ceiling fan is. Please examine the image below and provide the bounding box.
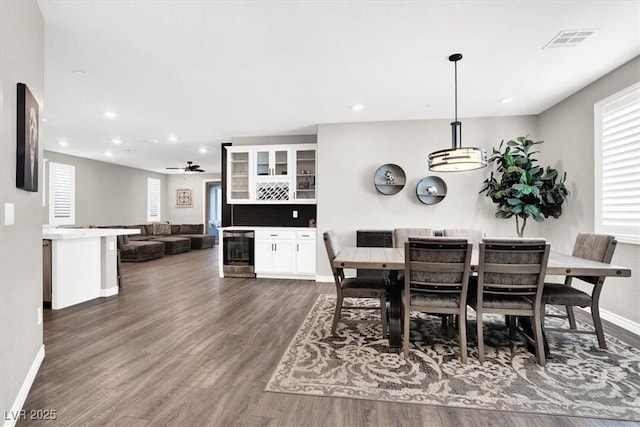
[166,161,205,173]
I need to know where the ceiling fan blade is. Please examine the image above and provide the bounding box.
[166,167,184,170]
[189,164,201,169]
[194,169,205,172]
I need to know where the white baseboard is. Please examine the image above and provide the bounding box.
[99,287,119,297]
[3,345,45,427]
[315,275,333,283]
[579,306,640,336]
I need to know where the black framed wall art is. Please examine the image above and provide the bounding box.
[17,82,39,192]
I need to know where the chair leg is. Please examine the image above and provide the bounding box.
[380,297,388,339]
[591,302,607,350]
[565,305,577,329]
[403,305,411,358]
[458,308,467,364]
[477,311,485,364]
[533,310,546,367]
[508,315,517,340]
[331,295,343,335]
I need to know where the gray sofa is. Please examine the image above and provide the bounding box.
[108,222,214,262]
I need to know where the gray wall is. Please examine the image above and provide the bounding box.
[538,56,640,326]
[166,173,221,225]
[43,151,168,226]
[231,134,316,146]
[43,151,221,227]
[0,0,44,417]
[316,115,541,277]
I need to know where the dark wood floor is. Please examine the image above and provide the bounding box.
[19,247,638,426]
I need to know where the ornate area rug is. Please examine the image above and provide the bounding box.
[266,294,640,421]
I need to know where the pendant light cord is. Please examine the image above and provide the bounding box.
[454,59,458,123]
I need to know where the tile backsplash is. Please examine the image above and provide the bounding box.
[231,204,317,227]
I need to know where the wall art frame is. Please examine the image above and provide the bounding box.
[176,188,193,207]
[17,82,39,192]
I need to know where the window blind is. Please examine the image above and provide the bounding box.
[595,82,640,243]
[147,178,161,222]
[48,162,75,225]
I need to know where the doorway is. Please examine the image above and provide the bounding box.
[204,181,222,243]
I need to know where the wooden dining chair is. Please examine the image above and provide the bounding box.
[323,230,388,338]
[393,228,435,285]
[393,228,434,248]
[542,233,617,349]
[470,238,550,366]
[403,237,472,363]
[442,228,485,252]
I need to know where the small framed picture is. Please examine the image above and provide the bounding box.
[17,83,39,192]
[176,188,193,207]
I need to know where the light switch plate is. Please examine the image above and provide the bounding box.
[4,203,15,225]
[292,210,298,218]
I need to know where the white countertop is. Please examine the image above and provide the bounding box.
[219,226,316,232]
[43,228,141,240]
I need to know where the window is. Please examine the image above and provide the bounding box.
[594,82,640,244]
[147,178,161,222]
[48,162,75,225]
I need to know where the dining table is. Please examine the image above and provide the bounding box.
[332,246,632,349]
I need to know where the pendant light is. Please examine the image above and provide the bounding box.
[428,53,487,172]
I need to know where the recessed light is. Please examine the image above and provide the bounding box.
[199,147,207,154]
[104,151,113,157]
[42,118,48,122]
[351,104,365,111]
[59,141,68,147]
[72,70,85,76]
[112,138,122,145]
[103,111,117,119]
[501,98,514,104]
[148,139,160,144]
[168,135,178,142]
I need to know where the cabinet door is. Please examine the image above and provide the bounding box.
[292,147,316,203]
[254,240,275,273]
[255,148,290,177]
[227,148,252,203]
[296,240,316,275]
[273,240,295,273]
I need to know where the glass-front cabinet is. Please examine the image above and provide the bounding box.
[293,148,316,202]
[255,148,290,177]
[254,148,292,202]
[227,149,252,203]
[226,144,316,204]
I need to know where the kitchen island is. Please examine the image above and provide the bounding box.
[43,227,140,309]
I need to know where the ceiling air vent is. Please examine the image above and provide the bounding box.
[543,29,596,49]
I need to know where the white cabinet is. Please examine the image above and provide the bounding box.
[255,230,296,276]
[254,147,292,202]
[254,148,291,178]
[226,144,316,204]
[295,231,316,276]
[227,147,253,203]
[254,228,316,279]
[292,147,316,203]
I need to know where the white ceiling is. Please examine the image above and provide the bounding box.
[37,0,640,174]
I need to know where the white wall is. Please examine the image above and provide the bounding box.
[538,56,640,327]
[0,0,45,420]
[316,115,541,277]
[166,172,220,225]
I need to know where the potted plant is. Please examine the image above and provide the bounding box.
[479,136,569,237]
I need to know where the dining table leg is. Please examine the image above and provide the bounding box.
[387,270,403,349]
